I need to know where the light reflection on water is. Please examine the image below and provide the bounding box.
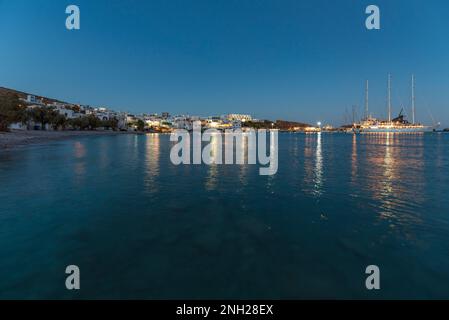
[1,132,449,299]
[360,133,426,232]
[302,134,314,196]
[299,132,443,245]
[238,134,249,187]
[144,133,160,194]
[350,133,358,186]
[303,133,324,198]
[314,132,323,197]
[73,141,86,182]
[205,133,220,191]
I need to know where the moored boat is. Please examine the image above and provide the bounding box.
[354,74,438,133]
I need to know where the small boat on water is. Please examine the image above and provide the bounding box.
[353,74,438,133]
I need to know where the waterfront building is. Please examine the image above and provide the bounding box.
[126,114,137,123]
[8,122,27,130]
[145,117,162,128]
[173,117,193,131]
[226,114,253,122]
[56,107,75,119]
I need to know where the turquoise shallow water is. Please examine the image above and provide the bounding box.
[0,132,449,299]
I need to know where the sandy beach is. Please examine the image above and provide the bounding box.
[0,130,135,149]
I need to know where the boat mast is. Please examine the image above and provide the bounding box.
[365,80,369,119]
[352,105,357,124]
[387,74,391,122]
[412,74,415,124]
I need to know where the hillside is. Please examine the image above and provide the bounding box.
[0,86,67,105]
[275,119,311,129]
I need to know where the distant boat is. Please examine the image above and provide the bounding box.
[354,74,438,133]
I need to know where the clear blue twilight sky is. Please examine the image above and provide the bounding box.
[0,0,448,126]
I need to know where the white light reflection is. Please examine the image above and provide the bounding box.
[144,133,160,194]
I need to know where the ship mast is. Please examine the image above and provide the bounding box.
[412,74,415,124]
[365,80,369,119]
[387,74,391,123]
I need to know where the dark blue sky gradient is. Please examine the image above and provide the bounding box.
[1,0,448,125]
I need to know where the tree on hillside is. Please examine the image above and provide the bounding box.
[50,113,68,130]
[242,120,276,129]
[68,114,103,130]
[67,117,83,130]
[87,114,100,130]
[136,119,145,131]
[27,106,58,130]
[102,117,119,131]
[0,93,24,131]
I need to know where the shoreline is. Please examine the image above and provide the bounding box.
[2,129,443,150]
[0,130,139,150]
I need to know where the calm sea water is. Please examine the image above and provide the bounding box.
[1,132,449,299]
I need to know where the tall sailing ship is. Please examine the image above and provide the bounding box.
[353,74,438,133]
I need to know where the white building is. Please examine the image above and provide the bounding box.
[8,122,27,130]
[145,118,161,127]
[173,117,193,130]
[26,95,42,104]
[126,114,137,123]
[96,112,110,121]
[55,107,76,119]
[226,114,252,122]
[116,114,128,130]
[231,120,242,130]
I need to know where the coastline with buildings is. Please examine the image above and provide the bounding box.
[1,86,337,149]
[1,82,445,150]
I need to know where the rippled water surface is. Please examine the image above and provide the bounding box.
[1,132,449,298]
